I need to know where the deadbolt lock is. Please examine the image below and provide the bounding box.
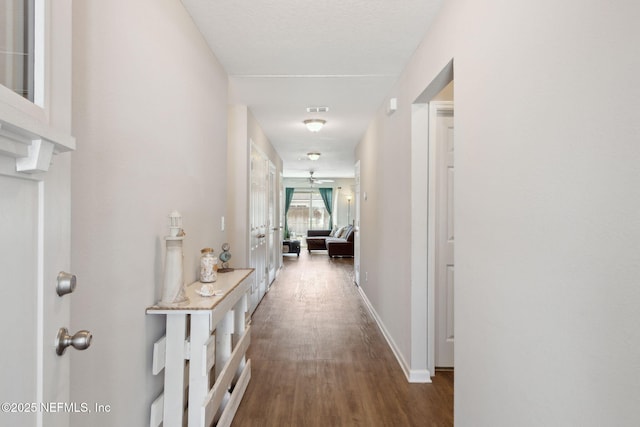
[56,272,77,296]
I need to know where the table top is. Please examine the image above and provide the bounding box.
[146,268,254,314]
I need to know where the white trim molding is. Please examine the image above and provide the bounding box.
[0,109,74,174]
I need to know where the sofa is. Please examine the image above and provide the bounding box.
[305,225,355,257]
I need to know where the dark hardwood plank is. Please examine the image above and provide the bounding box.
[232,253,453,426]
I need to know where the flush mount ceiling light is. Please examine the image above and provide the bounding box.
[303,119,326,132]
[307,152,321,161]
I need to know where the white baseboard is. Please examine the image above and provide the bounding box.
[356,286,432,383]
[408,369,432,383]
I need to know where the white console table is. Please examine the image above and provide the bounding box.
[147,268,254,427]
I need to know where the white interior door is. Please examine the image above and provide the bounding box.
[0,150,74,427]
[432,102,455,367]
[267,162,277,285]
[249,143,267,312]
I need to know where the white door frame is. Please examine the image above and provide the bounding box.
[354,161,361,285]
[410,102,431,382]
[409,60,454,382]
[409,100,455,380]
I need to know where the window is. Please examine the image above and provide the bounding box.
[0,0,74,173]
[0,0,36,102]
[287,189,330,239]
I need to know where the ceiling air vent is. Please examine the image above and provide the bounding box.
[306,106,329,113]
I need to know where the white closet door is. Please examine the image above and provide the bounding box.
[249,144,268,312]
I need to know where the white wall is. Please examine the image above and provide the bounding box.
[71,0,228,425]
[357,0,640,425]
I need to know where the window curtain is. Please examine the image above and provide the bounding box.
[284,187,295,239]
[318,188,333,230]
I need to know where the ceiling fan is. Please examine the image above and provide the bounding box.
[308,170,334,185]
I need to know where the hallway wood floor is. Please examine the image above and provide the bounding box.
[231,252,454,426]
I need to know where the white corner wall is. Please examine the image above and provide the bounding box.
[356,0,640,425]
[227,106,283,266]
[71,0,228,425]
[227,105,250,265]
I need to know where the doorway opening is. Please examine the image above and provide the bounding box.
[410,60,454,381]
[286,188,332,244]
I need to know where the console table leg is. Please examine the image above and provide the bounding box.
[164,314,187,426]
[188,312,212,426]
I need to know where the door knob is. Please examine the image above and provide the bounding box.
[56,271,76,296]
[56,327,92,356]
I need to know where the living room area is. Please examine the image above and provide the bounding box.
[282,176,356,257]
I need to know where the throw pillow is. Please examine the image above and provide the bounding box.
[343,225,354,241]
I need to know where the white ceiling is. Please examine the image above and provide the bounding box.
[181,0,444,178]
